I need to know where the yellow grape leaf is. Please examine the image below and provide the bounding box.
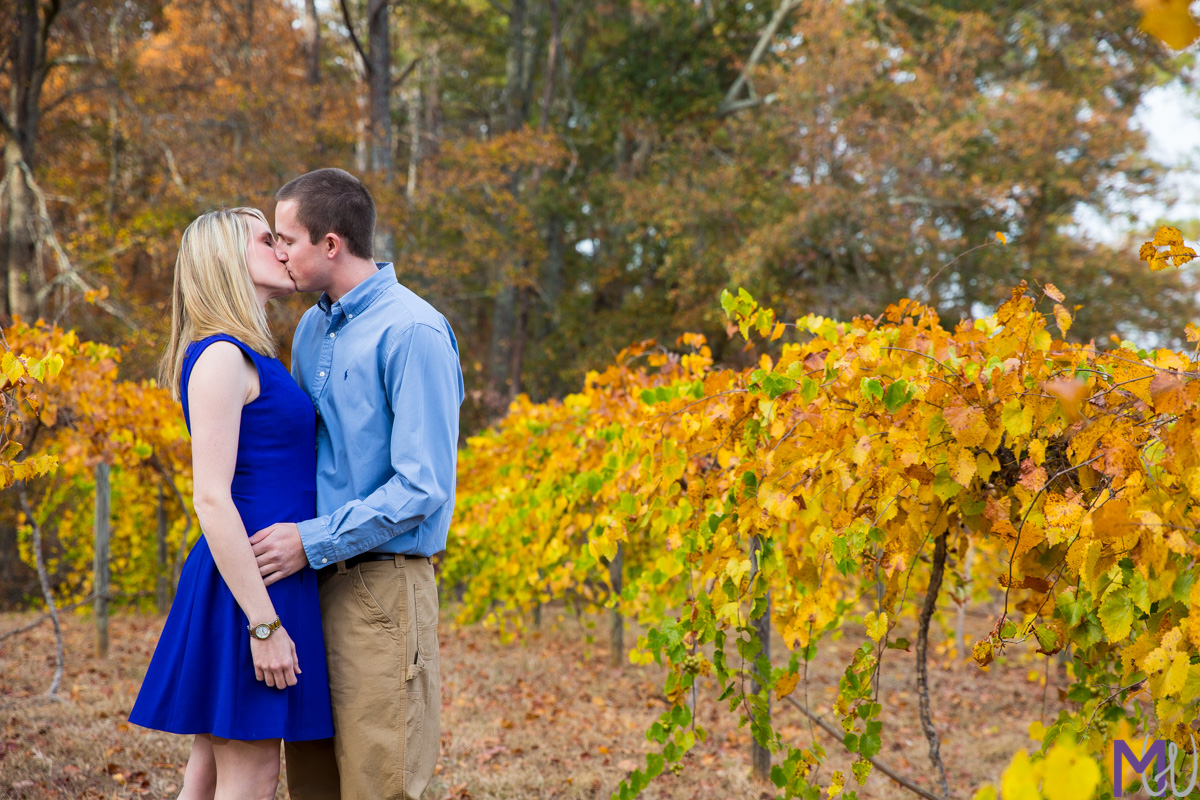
[776,671,800,700]
[943,404,990,447]
[1137,0,1200,50]
[1186,323,1200,343]
[1141,646,1170,674]
[1053,304,1072,337]
[1001,399,1033,439]
[1181,664,1200,703]
[1000,751,1040,800]
[949,447,977,487]
[996,231,1007,245]
[865,611,889,642]
[828,770,845,798]
[1042,741,1101,800]
[770,322,786,342]
[1163,651,1189,696]
[973,637,995,667]
[1043,283,1065,303]
[1149,372,1186,414]
[1140,225,1198,269]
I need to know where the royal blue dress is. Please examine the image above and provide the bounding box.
[129,334,334,741]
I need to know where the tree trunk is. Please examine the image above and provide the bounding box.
[750,535,771,782]
[304,0,321,85]
[94,463,111,659]
[503,0,528,134]
[0,0,57,322]
[405,74,421,205]
[609,543,624,668]
[489,284,517,414]
[367,0,391,177]
[1,142,39,322]
[508,285,530,402]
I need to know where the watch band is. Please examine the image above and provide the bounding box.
[248,617,282,640]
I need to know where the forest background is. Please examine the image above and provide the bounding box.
[1,0,1199,604]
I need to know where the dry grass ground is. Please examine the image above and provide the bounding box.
[1,602,1066,799]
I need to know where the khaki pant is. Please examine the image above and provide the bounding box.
[286,555,441,800]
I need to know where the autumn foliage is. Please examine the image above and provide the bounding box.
[440,230,1200,799]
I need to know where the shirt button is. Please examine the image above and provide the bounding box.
[319,371,326,377]
[348,313,354,319]
[329,332,336,339]
[321,558,328,564]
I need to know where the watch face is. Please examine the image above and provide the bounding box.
[255,624,271,639]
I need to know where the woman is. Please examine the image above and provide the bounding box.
[129,207,333,799]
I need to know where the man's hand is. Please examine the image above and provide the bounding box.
[251,523,308,586]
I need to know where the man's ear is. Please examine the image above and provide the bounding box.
[325,233,342,260]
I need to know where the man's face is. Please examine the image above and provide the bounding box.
[273,199,327,294]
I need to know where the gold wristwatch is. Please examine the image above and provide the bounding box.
[248,617,282,640]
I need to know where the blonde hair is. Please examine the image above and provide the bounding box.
[159,207,279,399]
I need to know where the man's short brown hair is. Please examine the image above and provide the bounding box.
[275,168,376,260]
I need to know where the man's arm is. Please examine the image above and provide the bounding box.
[253,322,462,582]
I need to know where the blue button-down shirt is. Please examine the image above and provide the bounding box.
[292,263,464,566]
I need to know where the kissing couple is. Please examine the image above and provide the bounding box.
[128,167,464,800]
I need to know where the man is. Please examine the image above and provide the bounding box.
[250,167,464,800]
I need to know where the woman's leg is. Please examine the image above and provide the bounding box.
[178,735,217,800]
[210,736,282,800]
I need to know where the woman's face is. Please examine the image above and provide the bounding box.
[244,215,296,305]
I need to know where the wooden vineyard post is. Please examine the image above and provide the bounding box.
[750,535,771,782]
[94,462,111,659]
[533,567,544,628]
[610,543,624,667]
[156,483,171,613]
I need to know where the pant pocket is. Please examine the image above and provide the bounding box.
[413,578,439,661]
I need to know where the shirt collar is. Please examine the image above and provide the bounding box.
[317,263,396,317]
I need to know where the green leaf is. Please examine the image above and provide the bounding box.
[762,373,796,399]
[882,379,912,413]
[799,376,819,404]
[859,733,882,759]
[1128,570,1151,614]
[1099,591,1134,641]
[1034,624,1062,655]
[860,377,884,403]
[932,472,961,501]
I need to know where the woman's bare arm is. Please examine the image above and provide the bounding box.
[188,341,299,688]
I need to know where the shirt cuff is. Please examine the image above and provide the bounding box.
[297,516,335,569]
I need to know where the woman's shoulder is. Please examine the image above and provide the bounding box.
[184,334,266,366]
[181,334,266,389]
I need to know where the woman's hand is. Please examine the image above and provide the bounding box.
[250,627,301,689]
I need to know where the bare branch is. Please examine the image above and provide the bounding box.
[392,56,421,90]
[17,485,64,697]
[338,0,372,77]
[783,695,946,800]
[717,0,801,116]
[11,159,137,328]
[486,0,512,17]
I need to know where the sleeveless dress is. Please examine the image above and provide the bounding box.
[129,334,334,741]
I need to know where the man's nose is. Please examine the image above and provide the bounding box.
[275,247,288,262]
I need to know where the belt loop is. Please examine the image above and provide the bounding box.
[336,560,348,575]
[394,554,404,569]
